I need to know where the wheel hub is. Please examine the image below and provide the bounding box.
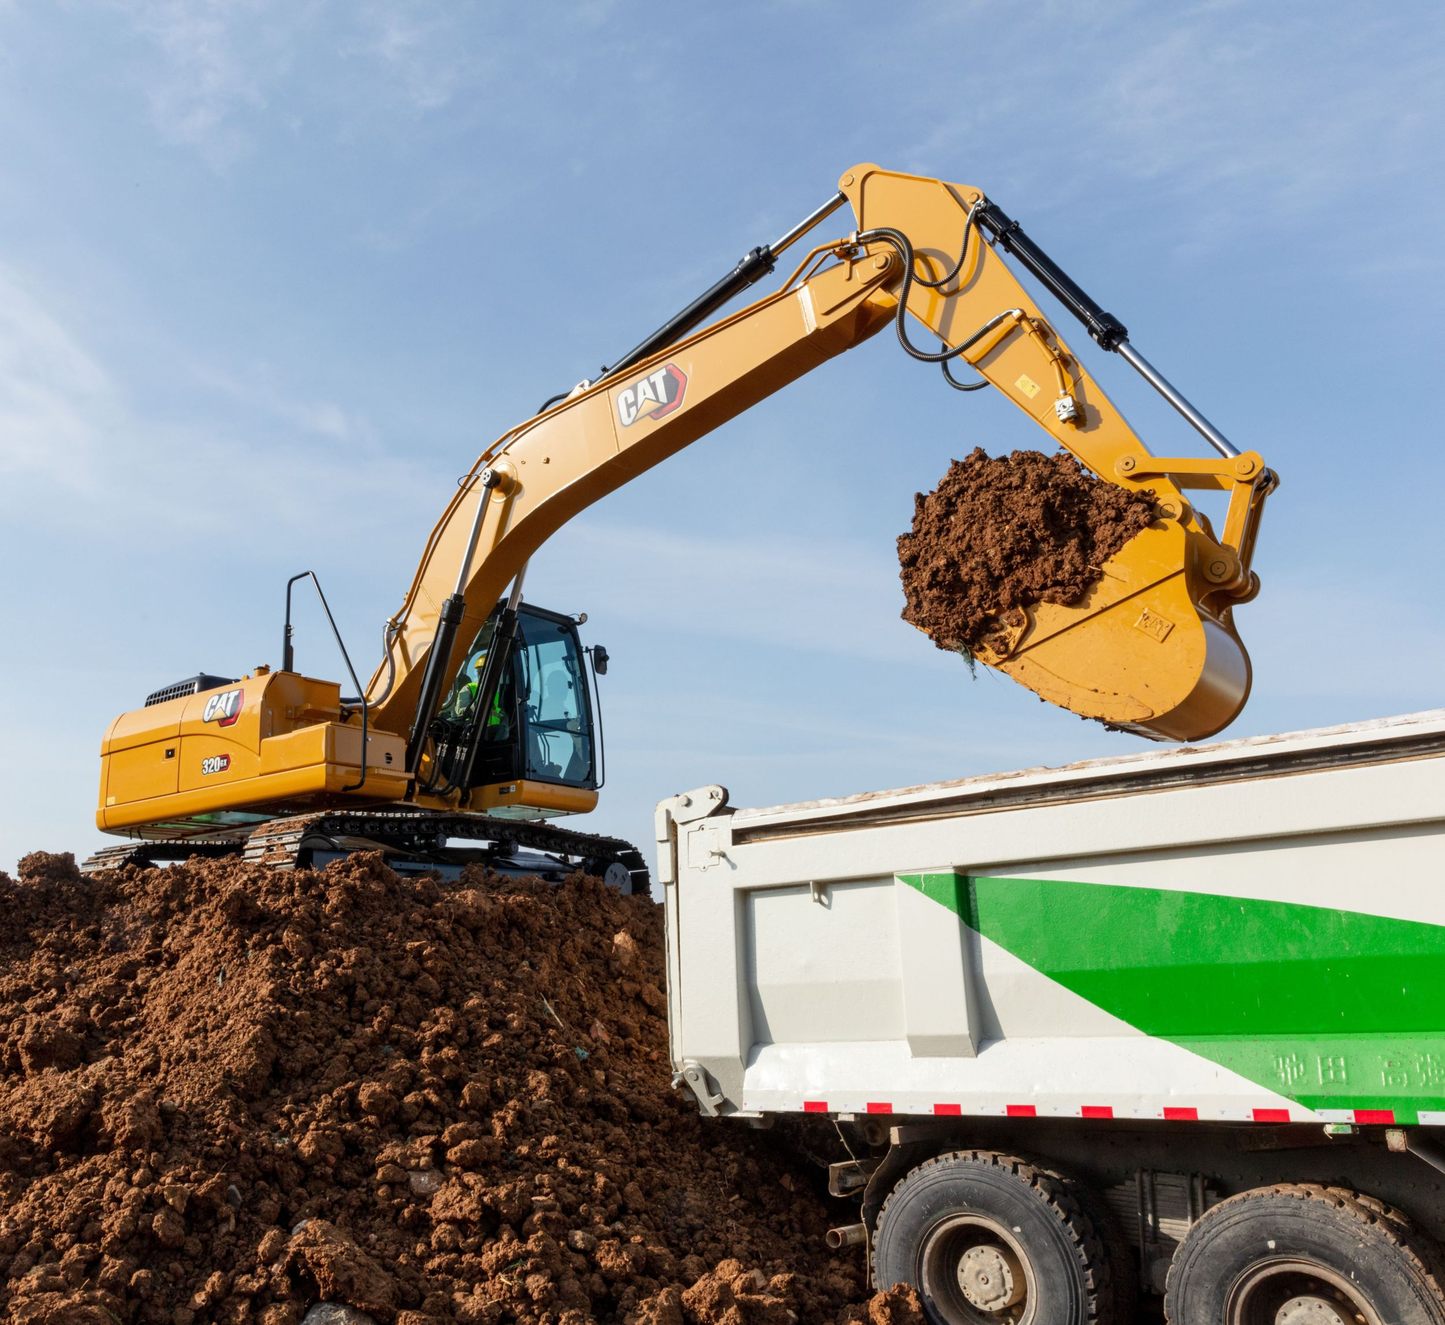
[957,1244,1026,1312]
[1227,1260,1379,1325]
[1275,1295,1353,1325]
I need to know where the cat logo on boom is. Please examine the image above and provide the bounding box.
[202,688,244,727]
[616,364,688,427]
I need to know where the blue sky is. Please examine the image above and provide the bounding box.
[0,1,1441,873]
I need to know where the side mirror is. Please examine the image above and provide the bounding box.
[592,645,609,676]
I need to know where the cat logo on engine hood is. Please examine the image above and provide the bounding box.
[202,688,244,727]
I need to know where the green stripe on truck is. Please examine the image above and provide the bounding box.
[899,871,1445,1120]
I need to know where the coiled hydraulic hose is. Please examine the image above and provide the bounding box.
[854,200,997,392]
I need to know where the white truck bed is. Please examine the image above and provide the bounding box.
[656,709,1445,1128]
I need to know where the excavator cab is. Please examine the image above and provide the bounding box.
[425,603,602,819]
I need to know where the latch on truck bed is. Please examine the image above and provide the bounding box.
[676,1060,726,1117]
[653,784,728,886]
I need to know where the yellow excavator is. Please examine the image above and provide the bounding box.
[87,165,1275,886]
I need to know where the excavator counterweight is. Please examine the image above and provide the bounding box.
[90,164,1274,875]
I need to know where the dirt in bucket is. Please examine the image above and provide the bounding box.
[898,447,1156,654]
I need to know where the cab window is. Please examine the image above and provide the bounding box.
[515,612,593,786]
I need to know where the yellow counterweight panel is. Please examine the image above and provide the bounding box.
[102,738,180,804]
[98,672,407,833]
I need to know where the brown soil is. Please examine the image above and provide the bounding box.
[898,447,1156,653]
[0,850,909,1325]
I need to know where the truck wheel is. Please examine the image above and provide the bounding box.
[873,1150,1111,1325]
[1164,1183,1445,1325]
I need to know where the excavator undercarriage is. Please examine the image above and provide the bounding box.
[83,809,650,893]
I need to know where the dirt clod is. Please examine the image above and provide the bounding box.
[0,849,908,1324]
[283,1221,397,1319]
[899,447,1156,653]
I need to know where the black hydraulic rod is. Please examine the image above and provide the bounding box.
[538,192,848,412]
[597,245,778,384]
[599,191,849,383]
[405,468,502,775]
[975,201,1130,351]
[405,592,467,775]
[976,199,1239,457]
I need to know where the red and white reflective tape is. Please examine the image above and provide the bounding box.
[763,1099,1344,1123]
[1317,1108,1399,1125]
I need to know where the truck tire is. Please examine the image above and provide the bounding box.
[1062,1174,1137,1325]
[1164,1182,1445,1325]
[873,1150,1111,1325]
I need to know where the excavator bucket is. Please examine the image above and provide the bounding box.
[899,444,1273,743]
[960,443,1275,743]
[970,517,1255,742]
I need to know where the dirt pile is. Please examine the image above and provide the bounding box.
[0,850,886,1325]
[898,447,1156,653]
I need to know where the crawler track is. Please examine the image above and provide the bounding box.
[84,808,650,894]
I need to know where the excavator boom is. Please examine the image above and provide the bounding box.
[95,164,1273,857]
[374,165,1270,750]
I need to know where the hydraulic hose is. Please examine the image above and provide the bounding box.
[853,224,989,366]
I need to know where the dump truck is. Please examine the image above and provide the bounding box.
[658,709,1445,1325]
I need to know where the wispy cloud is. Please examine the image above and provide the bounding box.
[106,0,641,169]
[1085,11,1445,217]
[0,265,115,489]
[346,2,476,115]
[189,360,377,447]
[0,262,421,545]
[110,0,493,167]
[108,0,310,167]
[894,4,1445,254]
